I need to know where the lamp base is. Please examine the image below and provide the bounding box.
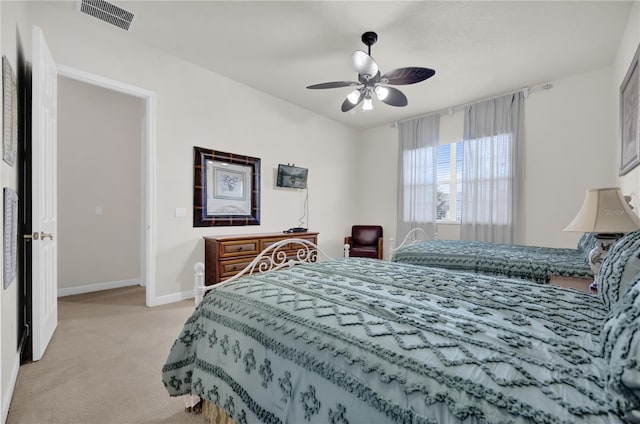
[588,233,623,290]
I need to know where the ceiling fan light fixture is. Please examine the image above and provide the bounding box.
[306,31,435,113]
[347,89,361,104]
[375,86,389,101]
[362,96,373,111]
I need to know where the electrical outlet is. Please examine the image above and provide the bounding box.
[175,208,187,218]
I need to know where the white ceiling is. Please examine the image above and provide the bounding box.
[50,1,634,130]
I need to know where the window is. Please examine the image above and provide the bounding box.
[436,141,463,222]
[401,141,463,223]
[462,134,514,225]
[401,146,436,223]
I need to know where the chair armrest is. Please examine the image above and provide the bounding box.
[377,237,384,260]
[344,236,352,246]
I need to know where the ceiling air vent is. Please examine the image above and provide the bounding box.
[77,0,135,31]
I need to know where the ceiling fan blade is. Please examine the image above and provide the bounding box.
[351,50,379,77]
[381,67,436,85]
[341,90,364,112]
[380,86,408,107]
[306,81,360,89]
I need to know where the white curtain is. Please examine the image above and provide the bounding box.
[460,92,524,244]
[397,114,440,241]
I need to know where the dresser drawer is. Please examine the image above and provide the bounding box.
[218,240,260,258]
[261,238,296,251]
[261,235,318,251]
[205,232,319,285]
[219,258,267,279]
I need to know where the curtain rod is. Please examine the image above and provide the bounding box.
[391,82,553,127]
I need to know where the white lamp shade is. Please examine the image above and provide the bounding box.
[564,187,640,233]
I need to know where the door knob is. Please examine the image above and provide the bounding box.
[23,231,53,241]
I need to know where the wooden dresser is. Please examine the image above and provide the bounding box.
[204,232,319,285]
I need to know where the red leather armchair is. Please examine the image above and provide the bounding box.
[344,225,383,259]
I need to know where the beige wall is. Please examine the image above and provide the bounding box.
[357,66,618,249]
[524,66,617,247]
[354,125,397,258]
[617,2,640,196]
[57,76,144,291]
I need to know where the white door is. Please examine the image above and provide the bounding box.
[31,26,58,361]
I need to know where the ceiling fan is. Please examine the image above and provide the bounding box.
[307,31,436,112]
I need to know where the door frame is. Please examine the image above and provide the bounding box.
[57,65,157,306]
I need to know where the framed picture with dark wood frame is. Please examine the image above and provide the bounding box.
[620,42,640,176]
[193,146,261,227]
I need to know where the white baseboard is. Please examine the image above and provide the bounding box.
[2,354,20,424]
[57,278,142,297]
[147,290,194,307]
[57,278,194,307]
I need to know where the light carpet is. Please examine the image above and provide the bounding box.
[6,286,209,424]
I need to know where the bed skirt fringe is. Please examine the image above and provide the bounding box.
[202,400,236,424]
[182,394,235,424]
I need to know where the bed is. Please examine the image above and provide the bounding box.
[389,231,596,283]
[162,233,640,424]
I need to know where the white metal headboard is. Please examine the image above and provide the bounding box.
[388,228,427,259]
[194,238,333,306]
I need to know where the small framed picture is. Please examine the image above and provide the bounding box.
[193,146,261,227]
[620,43,640,176]
[213,167,246,201]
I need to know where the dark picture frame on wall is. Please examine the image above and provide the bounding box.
[193,146,261,227]
[620,42,640,176]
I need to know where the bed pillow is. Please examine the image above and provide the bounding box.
[600,273,640,421]
[597,229,640,311]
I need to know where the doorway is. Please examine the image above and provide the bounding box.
[56,65,157,307]
[58,77,144,296]
[22,30,157,363]
[22,61,157,363]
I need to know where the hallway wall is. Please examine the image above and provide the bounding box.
[57,76,144,295]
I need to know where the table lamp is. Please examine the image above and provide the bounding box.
[564,187,640,287]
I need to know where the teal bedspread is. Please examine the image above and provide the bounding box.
[391,240,593,283]
[162,258,620,424]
